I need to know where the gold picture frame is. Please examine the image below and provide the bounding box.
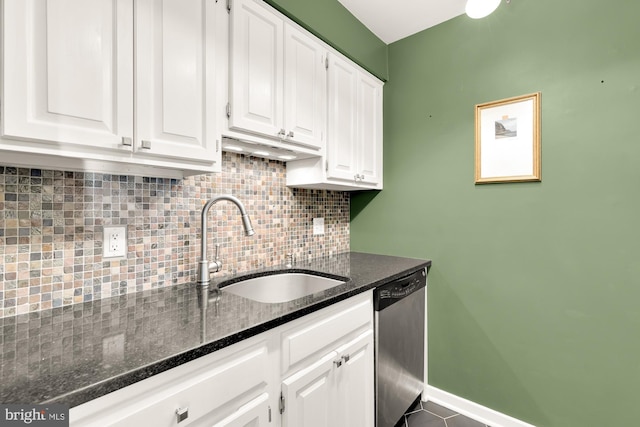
[474,92,541,184]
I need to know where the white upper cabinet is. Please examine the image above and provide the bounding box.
[1,0,221,177]
[283,25,327,149]
[229,0,283,138]
[326,53,358,182]
[228,0,326,151]
[326,53,383,188]
[135,0,219,163]
[286,52,383,191]
[355,71,383,186]
[2,0,134,151]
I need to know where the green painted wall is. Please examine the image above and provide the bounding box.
[264,0,388,80]
[351,0,640,426]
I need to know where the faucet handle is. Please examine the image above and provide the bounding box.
[209,243,223,273]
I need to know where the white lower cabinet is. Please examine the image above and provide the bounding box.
[279,291,374,427]
[70,291,373,427]
[281,352,336,427]
[70,338,273,426]
[211,393,271,427]
[281,330,373,427]
[334,330,374,427]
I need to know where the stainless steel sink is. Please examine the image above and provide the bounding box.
[220,272,347,303]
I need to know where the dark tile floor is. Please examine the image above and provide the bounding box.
[402,400,491,427]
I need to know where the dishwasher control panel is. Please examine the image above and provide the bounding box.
[374,269,426,311]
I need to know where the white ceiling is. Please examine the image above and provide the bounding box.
[337,0,467,44]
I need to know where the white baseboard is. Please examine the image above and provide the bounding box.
[423,386,537,427]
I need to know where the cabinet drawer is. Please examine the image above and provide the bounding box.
[71,339,270,426]
[281,291,372,372]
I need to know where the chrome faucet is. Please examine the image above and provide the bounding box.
[197,195,254,286]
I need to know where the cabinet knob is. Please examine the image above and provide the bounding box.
[287,131,294,138]
[277,129,286,138]
[140,140,152,149]
[333,359,343,368]
[342,354,350,363]
[176,407,189,423]
[121,137,133,147]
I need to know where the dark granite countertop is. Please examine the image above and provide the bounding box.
[0,252,430,408]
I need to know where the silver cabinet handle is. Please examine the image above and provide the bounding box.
[140,140,152,149]
[176,407,189,423]
[121,137,132,147]
[333,359,343,368]
[277,129,286,137]
[287,131,294,138]
[342,354,350,363]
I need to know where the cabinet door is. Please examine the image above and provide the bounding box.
[211,393,270,427]
[356,72,383,186]
[2,0,133,151]
[281,351,337,427]
[334,330,374,427]
[229,0,283,138]
[326,54,358,181]
[135,0,219,166]
[283,25,326,150]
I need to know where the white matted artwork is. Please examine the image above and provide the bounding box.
[474,92,541,184]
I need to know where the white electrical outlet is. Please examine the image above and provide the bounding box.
[103,225,127,258]
[313,217,325,235]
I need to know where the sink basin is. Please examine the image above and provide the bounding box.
[220,272,347,303]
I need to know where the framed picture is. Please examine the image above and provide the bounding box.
[474,92,541,184]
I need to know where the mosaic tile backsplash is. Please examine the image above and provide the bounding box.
[0,152,350,318]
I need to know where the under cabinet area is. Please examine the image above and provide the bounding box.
[0,0,221,177]
[69,291,374,427]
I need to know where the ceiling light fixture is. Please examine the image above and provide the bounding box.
[465,0,501,19]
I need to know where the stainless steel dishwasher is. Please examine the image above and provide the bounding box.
[374,268,427,427]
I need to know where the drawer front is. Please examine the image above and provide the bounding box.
[281,291,373,372]
[71,339,270,427]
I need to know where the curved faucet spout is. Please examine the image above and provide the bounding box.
[197,195,255,286]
